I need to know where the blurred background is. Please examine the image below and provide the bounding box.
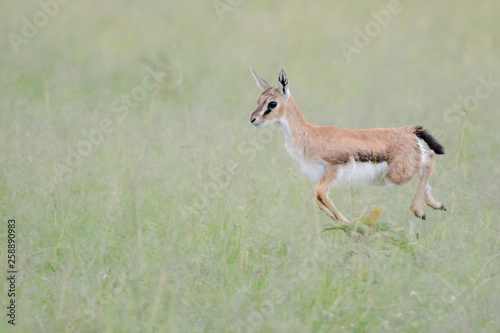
[1,0,499,332]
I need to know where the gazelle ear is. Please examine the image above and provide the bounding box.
[250,66,271,91]
[278,67,290,99]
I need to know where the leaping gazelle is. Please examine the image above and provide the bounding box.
[249,67,446,222]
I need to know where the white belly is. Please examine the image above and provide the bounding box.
[332,160,390,187]
[286,144,390,186]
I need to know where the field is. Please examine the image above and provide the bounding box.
[1,0,500,332]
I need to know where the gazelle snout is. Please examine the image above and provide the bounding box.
[250,108,258,123]
[250,108,263,127]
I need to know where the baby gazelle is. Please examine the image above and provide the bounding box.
[249,67,445,222]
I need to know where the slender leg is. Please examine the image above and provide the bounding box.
[422,152,446,211]
[316,196,337,219]
[315,165,349,223]
[410,151,445,219]
[424,184,446,210]
[410,169,426,219]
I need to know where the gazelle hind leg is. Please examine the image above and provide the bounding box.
[424,184,446,210]
[410,174,427,219]
[422,152,446,211]
[315,166,349,223]
[410,151,445,219]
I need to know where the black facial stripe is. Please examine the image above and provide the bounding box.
[263,109,271,116]
[251,107,259,119]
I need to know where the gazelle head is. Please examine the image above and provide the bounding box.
[249,67,290,128]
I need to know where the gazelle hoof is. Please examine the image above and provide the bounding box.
[412,208,426,219]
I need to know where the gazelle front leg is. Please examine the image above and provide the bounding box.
[315,165,349,223]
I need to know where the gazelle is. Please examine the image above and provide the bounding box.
[249,67,446,222]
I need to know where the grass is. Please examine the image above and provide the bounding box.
[1,0,500,332]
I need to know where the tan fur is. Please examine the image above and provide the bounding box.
[249,67,445,222]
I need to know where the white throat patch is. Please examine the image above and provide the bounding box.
[277,118,328,182]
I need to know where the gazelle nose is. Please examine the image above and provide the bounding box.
[251,118,256,123]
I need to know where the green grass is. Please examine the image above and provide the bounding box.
[1,0,500,332]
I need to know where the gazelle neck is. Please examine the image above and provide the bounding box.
[276,95,312,147]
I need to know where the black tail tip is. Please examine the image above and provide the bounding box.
[433,146,445,155]
[414,126,445,154]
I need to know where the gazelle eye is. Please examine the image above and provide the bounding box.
[268,101,278,109]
